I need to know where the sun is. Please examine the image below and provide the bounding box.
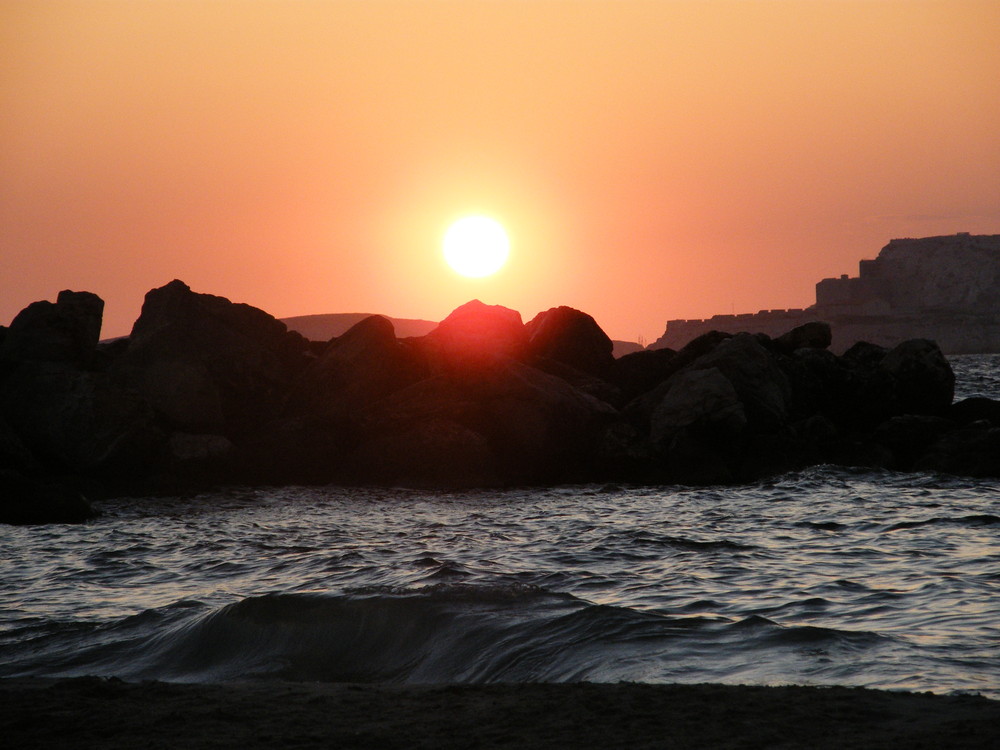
[442,216,510,278]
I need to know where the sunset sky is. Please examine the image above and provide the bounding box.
[3,0,999,343]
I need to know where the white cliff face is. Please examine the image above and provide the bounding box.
[878,234,1000,314]
[651,233,1000,355]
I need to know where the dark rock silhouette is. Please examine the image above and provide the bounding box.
[288,315,426,419]
[0,472,95,525]
[772,321,832,355]
[357,361,617,486]
[1,281,996,523]
[917,422,1000,477]
[610,348,677,403]
[686,333,791,433]
[0,290,104,367]
[948,396,1000,426]
[525,306,615,379]
[423,299,528,370]
[879,339,955,415]
[649,368,746,485]
[113,279,309,437]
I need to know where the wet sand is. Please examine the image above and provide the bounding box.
[2,678,997,749]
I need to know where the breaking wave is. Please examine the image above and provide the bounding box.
[0,585,894,686]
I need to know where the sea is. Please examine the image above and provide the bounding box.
[1,354,998,697]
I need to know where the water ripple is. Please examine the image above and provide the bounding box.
[1,464,998,696]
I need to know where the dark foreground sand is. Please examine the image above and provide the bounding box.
[2,678,998,749]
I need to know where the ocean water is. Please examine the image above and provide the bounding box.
[0,355,998,697]
[951,352,1000,401]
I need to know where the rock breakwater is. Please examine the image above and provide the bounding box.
[2,280,998,523]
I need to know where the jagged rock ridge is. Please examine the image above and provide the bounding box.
[2,280,998,524]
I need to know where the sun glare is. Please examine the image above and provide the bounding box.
[443,216,509,278]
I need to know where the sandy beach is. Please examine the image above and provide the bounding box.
[2,678,998,749]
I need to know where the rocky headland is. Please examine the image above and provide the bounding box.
[2,279,999,524]
[653,232,1000,353]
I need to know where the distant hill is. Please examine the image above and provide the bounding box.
[611,341,644,358]
[280,313,437,342]
[282,312,643,357]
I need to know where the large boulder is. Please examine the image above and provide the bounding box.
[357,360,619,485]
[772,321,832,355]
[0,291,164,484]
[354,416,498,488]
[0,361,163,477]
[622,332,733,429]
[0,290,103,367]
[0,472,96,525]
[610,348,677,403]
[287,315,426,419]
[872,414,957,469]
[948,397,1000,427]
[0,416,37,473]
[524,306,615,379]
[649,367,747,447]
[421,300,528,371]
[257,315,428,483]
[917,423,1000,478]
[834,339,954,428]
[686,333,791,432]
[778,347,851,421]
[112,280,308,437]
[648,367,747,485]
[879,339,955,416]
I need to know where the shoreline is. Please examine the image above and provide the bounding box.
[3,678,998,749]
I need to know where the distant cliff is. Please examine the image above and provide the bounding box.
[651,233,1000,354]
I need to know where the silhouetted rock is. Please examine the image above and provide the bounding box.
[621,332,734,430]
[647,368,747,485]
[675,330,733,368]
[0,416,36,473]
[649,368,747,448]
[528,357,622,405]
[610,348,677,403]
[282,312,437,342]
[842,341,888,369]
[0,472,95,525]
[918,422,1000,477]
[358,360,619,486]
[687,333,791,432]
[0,291,166,495]
[779,348,851,422]
[355,416,498,488]
[289,315,427,419]
[773,321,832,354]
[0,361,163,476]
[255,315,429,484]
[948,397,1000,427]
[112,280,308,437]
[0,290,103,367]
[1,283,991,501]
[422,300,528,372]
[873,414,957,469]
[525,306,615,379]
[836,339,954,428]
[880,339,955,416]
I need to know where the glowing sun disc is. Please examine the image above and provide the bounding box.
[443,216,509,277]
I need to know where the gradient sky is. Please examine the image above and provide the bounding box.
[3,0,999,342]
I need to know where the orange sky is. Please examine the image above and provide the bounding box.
[2,0,999,342]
